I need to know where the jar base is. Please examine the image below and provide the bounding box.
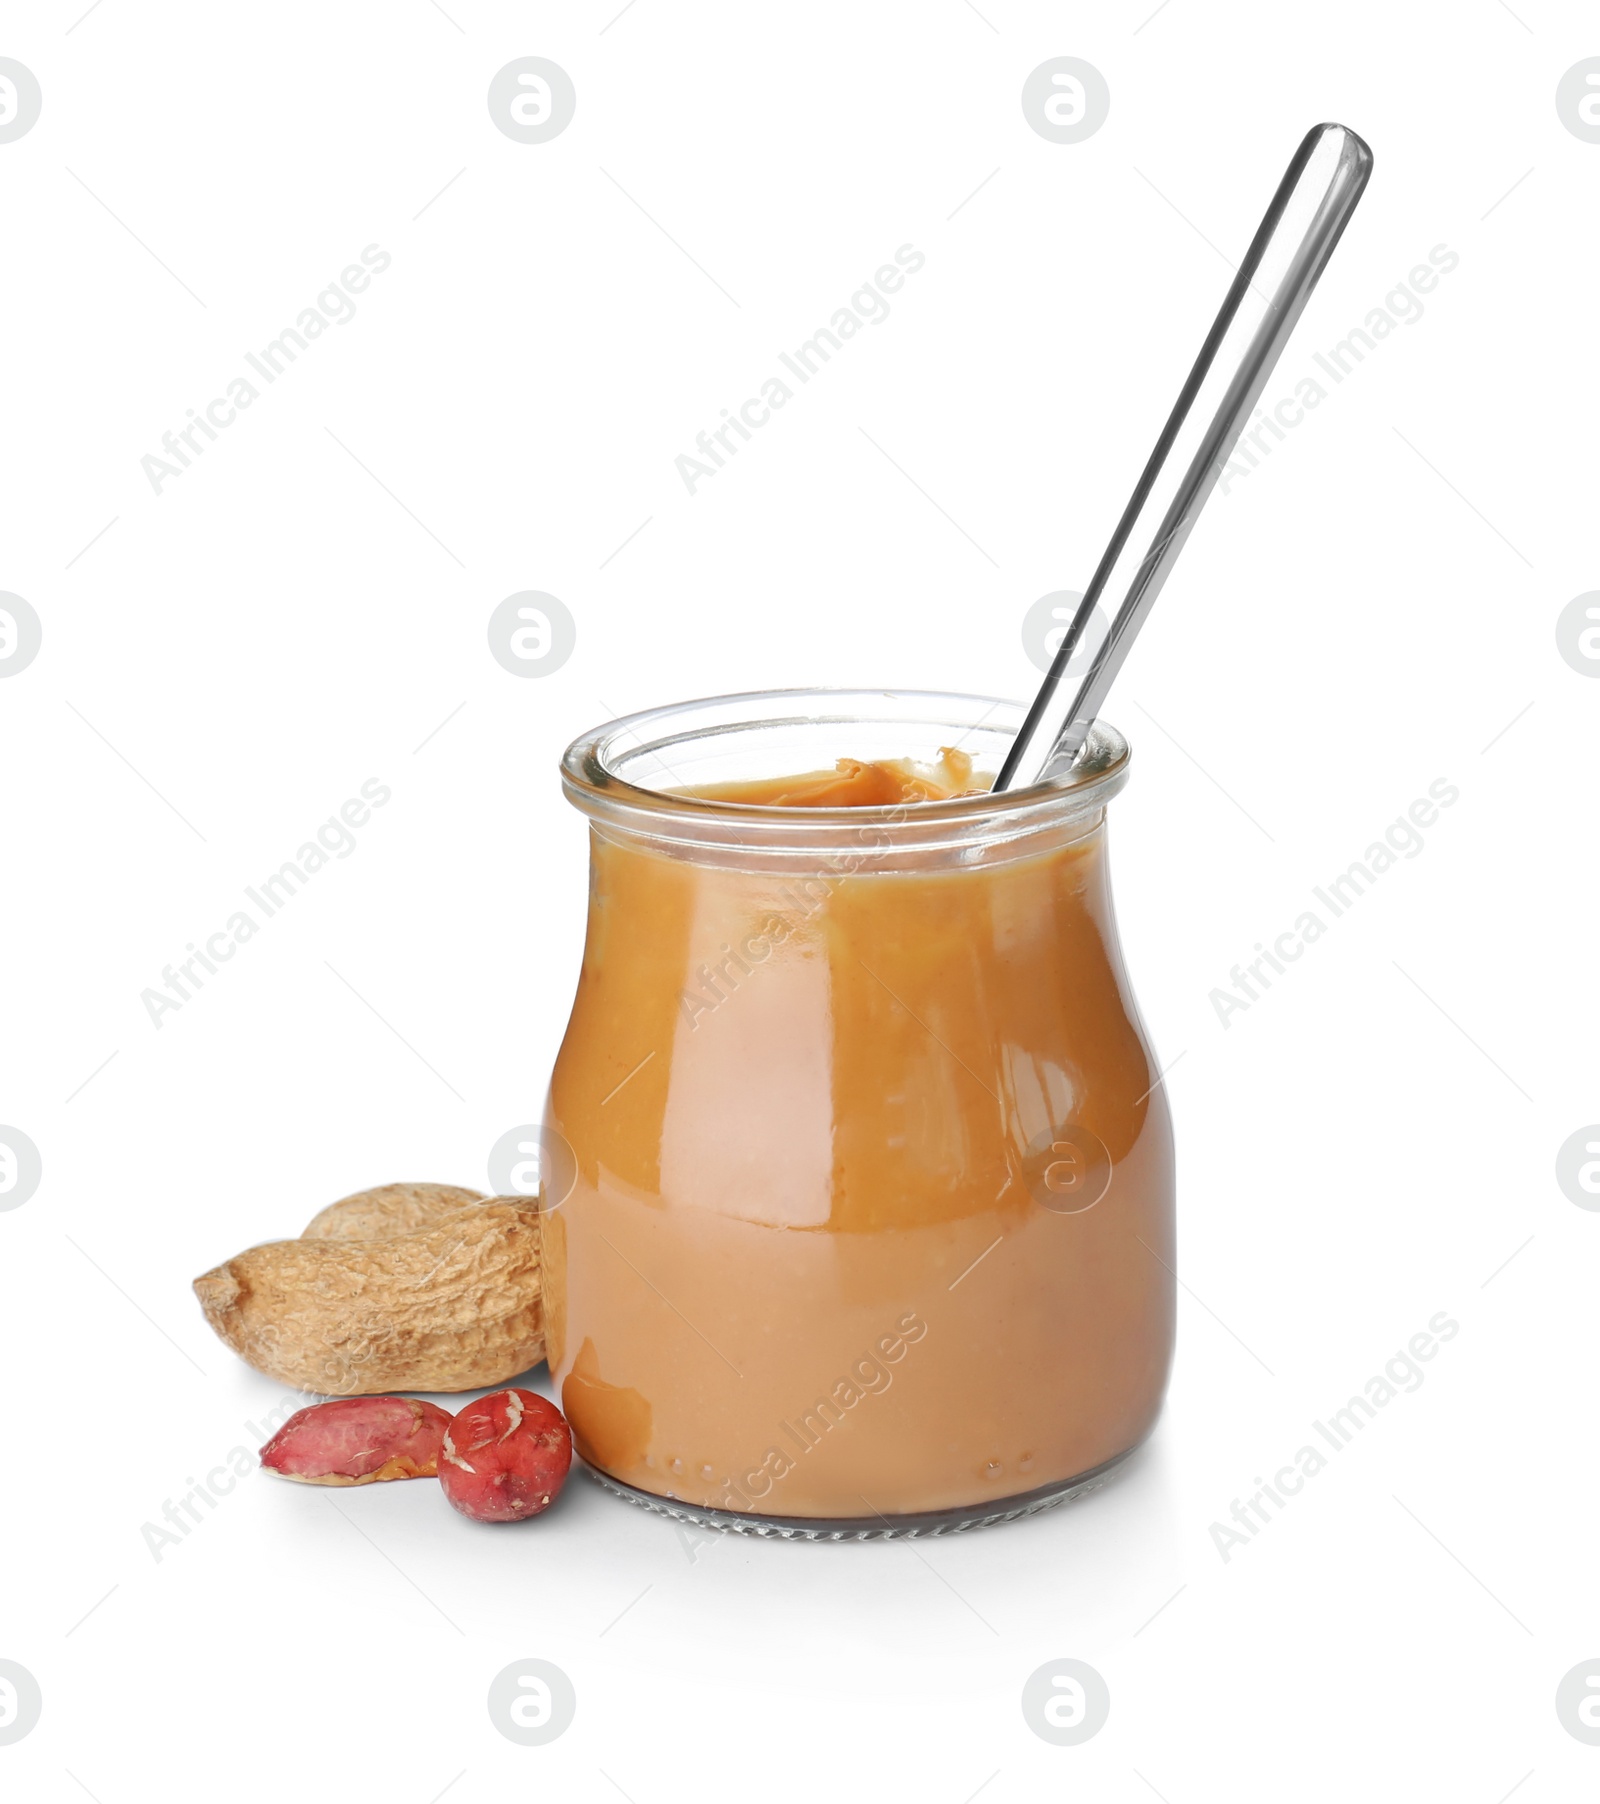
[580,1446,1138,1540]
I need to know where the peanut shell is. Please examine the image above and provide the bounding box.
[194,1200,544,1395]
[302,1181,486,1242]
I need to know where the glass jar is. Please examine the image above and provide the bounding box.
[543,689,1175,1538]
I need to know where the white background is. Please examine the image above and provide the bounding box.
[2,1,1596,1798]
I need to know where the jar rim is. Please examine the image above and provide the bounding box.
[560,688,1130,844]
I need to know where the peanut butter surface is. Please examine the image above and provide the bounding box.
[687,746,986,808]
[546,756,1174,1519]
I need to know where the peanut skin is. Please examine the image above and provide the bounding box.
[261,1397,453,1485]
[439,1389,573,1523]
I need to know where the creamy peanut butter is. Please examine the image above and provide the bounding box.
[686,746,987,808]
[545,753,1174,1521]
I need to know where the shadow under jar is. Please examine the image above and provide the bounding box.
[543,690,1175,1538]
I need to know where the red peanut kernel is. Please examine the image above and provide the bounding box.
[259,1396,453,1485]
[438,1388,573,1523]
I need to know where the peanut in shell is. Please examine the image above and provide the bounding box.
[193,1196,544,1395]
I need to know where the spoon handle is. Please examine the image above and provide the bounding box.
[994,122,1373,793]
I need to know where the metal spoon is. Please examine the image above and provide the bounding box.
[994,122,1373,793]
